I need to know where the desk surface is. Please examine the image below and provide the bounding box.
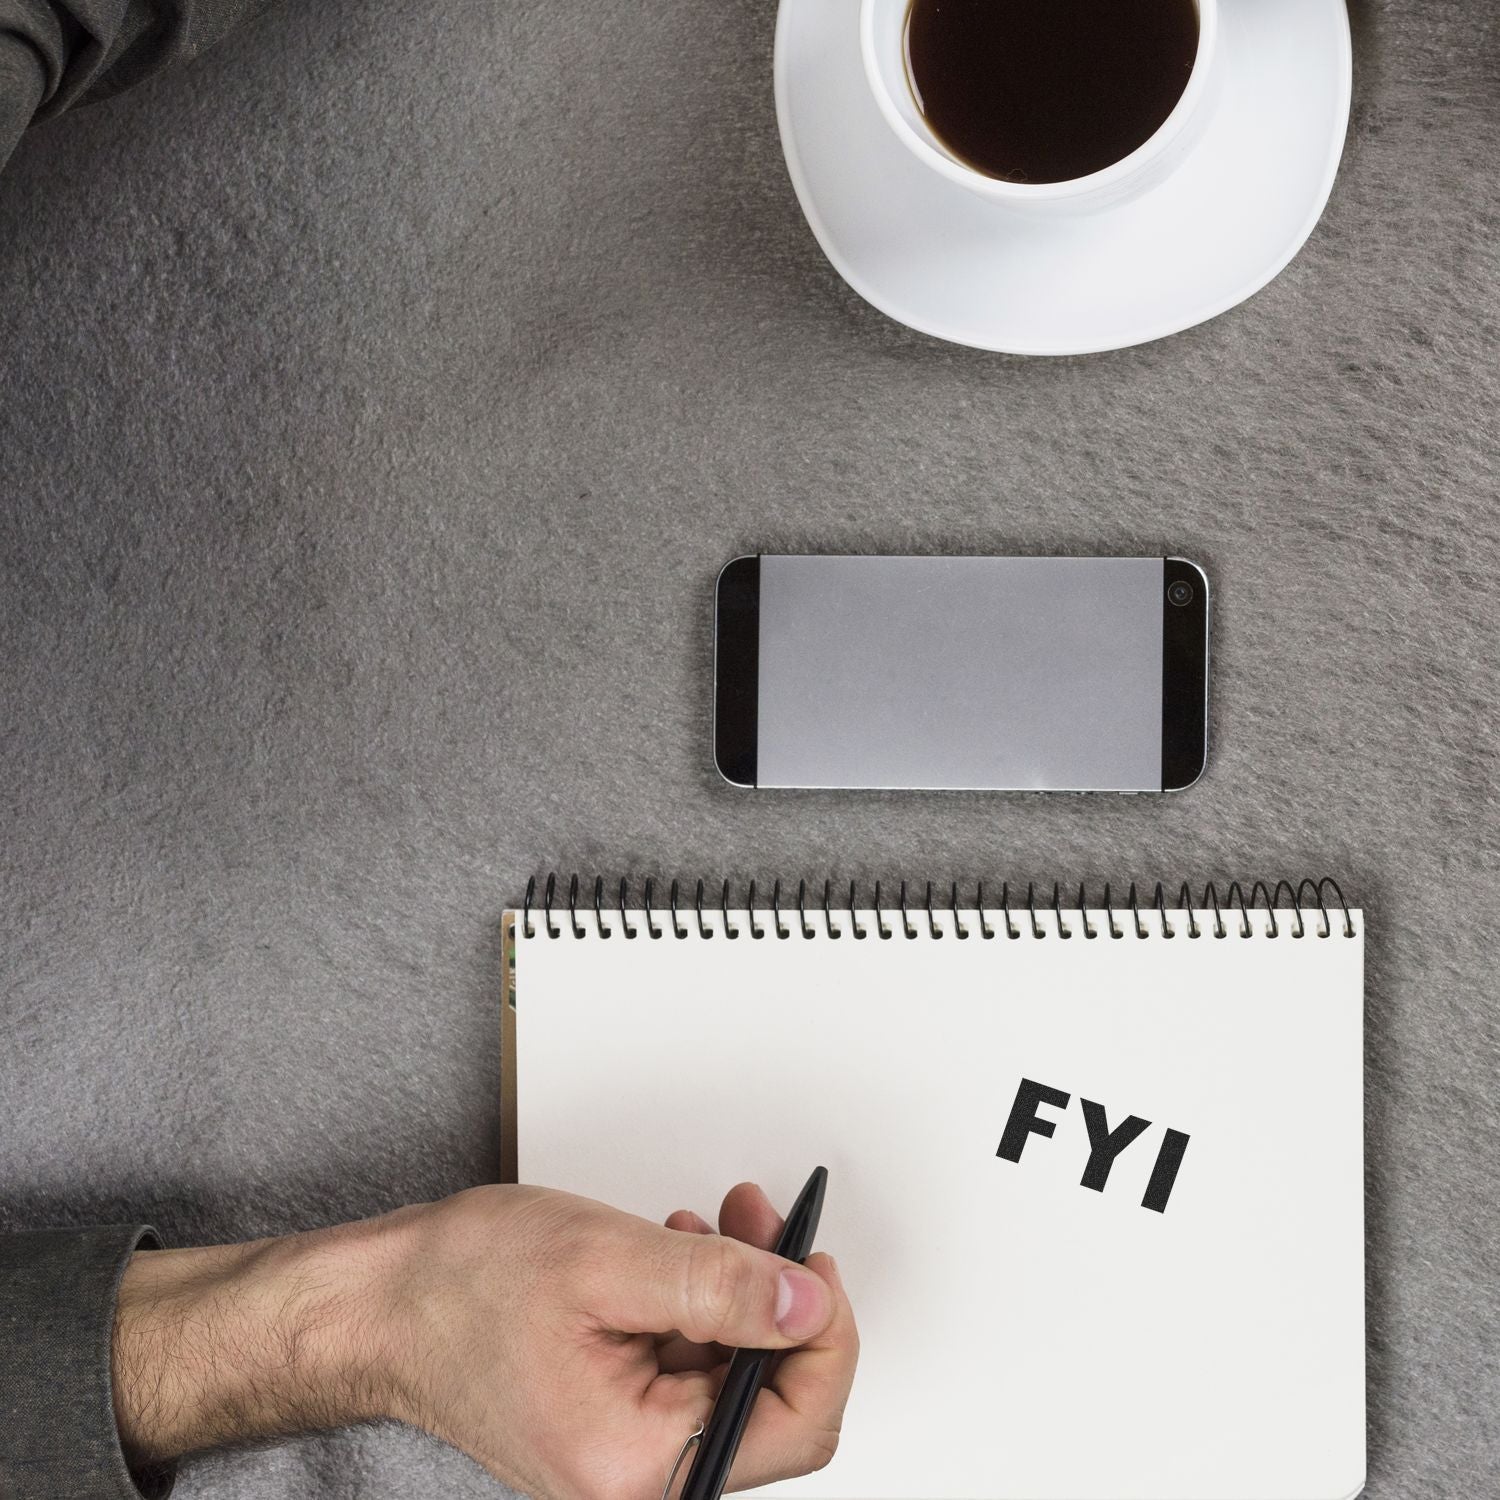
[1,2,1495,1495]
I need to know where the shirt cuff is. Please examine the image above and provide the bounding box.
[0,28,47,174]
[0,1224,176,1499]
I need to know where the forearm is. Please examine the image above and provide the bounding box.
[111,1218,400,1467]
[103,1183,855,1499]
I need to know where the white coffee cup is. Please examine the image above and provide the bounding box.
[860,0,1220,215]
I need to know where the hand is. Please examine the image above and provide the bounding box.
[113,1183,858,1500]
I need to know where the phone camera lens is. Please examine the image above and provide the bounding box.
[1167,580,1194,608]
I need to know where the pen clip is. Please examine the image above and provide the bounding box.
[659,1421,706,1500]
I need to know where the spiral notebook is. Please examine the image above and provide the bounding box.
[502,878,1366,1500]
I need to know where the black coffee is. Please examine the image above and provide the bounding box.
[904,0,1200,184]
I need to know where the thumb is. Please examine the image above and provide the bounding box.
[590,1220,836,1349]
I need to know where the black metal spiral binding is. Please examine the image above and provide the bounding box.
[745,882,764,939]
[847,881,866,940]
[1204,882,1225,938]
[1101,883,1123,939]
[950,883,969,940]
[593,877,611,939]
[999,883,1020,940]
[1273,880,1306,938]
[1025,883,1045,940]
[1077,884,1096,939]
[823,881,841,939]
[1298,876,1353,939]
[519,877,1357,939]
[1178,883,1201,939]
[1249,881,1276,937]
[975,883,994,940]
[1224,882,1253,939]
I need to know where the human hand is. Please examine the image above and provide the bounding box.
[114,1182,858,1500]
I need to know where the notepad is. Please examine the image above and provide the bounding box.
[503,880,1365,1500]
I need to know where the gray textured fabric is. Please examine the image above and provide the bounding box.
[0,1225,170,1499]
[0,0,1496,1496]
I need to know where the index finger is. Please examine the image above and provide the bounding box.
[718,1181,785,1252]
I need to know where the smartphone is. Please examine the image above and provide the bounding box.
[713,554,1208,792]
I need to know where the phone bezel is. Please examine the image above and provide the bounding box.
[1161,556,1210,791]
[713,555,761,787]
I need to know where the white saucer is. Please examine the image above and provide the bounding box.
[774,0,1352,355]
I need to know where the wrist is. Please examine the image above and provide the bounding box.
[112,1217,397,1465]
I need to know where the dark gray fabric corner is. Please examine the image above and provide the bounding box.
[0,1225,172,1500]
[0,31,43,170]
[0,0,269,122]
[1,0,1497,1495]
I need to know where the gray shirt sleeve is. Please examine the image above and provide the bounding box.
[0,1,269,173]
[0,1225,175,1500]
[0,25,45,171]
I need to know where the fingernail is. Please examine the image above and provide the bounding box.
[775,1267,831,1339]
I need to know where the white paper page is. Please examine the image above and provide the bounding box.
[513,909,1365,1500]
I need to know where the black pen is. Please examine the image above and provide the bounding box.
[677,1166,829,1500]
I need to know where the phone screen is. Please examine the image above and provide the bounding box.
[714,555,1208,792]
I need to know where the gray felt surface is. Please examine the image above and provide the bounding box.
[1,0,1497,1495]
